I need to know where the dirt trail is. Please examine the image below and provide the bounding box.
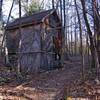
[0,56,99,100]
[0,58,82,100]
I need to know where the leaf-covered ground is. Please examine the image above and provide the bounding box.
[0,55,100,100]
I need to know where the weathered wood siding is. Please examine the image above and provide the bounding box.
[6,29,19,54]
[20,25,41,74]
[6,24,41,74]
[40,29,53,69]
[40,21,59,69]
[6,15,62,74]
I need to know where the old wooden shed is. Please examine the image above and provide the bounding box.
[5,9,62,75]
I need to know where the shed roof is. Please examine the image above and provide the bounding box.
[6,9,57,30]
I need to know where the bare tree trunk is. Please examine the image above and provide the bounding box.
[1,0,14,66]
[68,22,70,54]
[80,0,96,68]
[0,0,3,25]
[74,16,77,55]
[0,0,3,55]
[80,0,99,79]
[63,0,66,29]
[63,0,69,59]
[65,7,69,52]
[15,0,22,80]
[63,0,66,48]
[0,0,3,44]
[75,0,84,78]
[92,0,100,79]
[71,17,73,56]
[2,0,14,46]
[68,32,71,55]
[86,34,90,66]
[92,0,100,64]
[52,0,54,9]
[60,0,62,23]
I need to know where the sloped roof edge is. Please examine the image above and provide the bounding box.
[6,9,58,30]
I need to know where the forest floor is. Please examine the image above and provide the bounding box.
[0,55,100,100]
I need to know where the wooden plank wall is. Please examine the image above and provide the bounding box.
[6,16,62,74]
[20,27,41,75]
